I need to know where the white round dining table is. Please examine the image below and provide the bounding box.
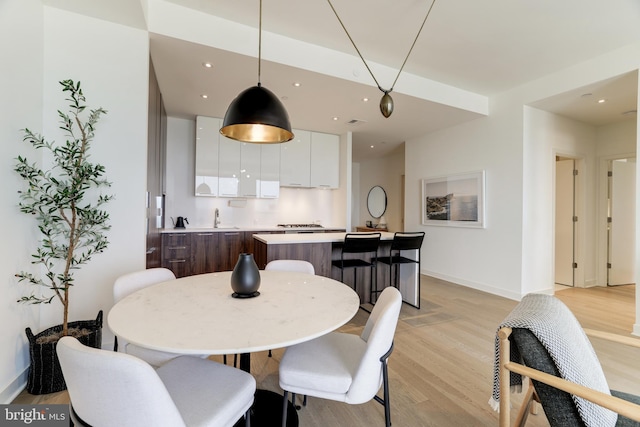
[107,270,360,358]
[108,270,360,426]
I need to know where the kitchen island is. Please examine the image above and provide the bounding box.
[253,232,420,307]
[159,226,345,278]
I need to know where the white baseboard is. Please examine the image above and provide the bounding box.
[1,367,28,404]
[422,269,527,301]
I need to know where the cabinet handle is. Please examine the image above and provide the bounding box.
[168,259,186,263]
[197,233,214,236]
[221,193,237,197]
[168,246,188,250]
[224,232,240,236]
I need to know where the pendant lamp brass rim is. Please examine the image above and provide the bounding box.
[221,85,294,143]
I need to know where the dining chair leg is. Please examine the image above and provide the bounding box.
[382,360,391,427]
[281,391,289,427]
[113,336,118,352]
[245,408,251,427]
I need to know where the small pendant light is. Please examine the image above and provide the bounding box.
[220,0,294,143]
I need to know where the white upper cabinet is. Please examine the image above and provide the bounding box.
[260,144,280,198]
[218,134,240,198]
[239,142,261,198]
[310,132,339,189]
[280,130,311,187]
[195,116,220,197]
[195,117,339,196]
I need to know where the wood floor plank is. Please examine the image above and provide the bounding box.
[12,277,640,426]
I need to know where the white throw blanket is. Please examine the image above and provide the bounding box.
[489,293,617,427]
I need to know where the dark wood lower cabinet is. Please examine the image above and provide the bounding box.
[161,230,285,278]
[161,233,192,278]
[253,240,332,276]
[191,232,219,275]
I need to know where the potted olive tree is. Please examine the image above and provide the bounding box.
[15,79,113,394]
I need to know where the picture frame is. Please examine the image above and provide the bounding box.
[421,170,485,228]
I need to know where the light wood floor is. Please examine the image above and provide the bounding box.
[14,277,640,426]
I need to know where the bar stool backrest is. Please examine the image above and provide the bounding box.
[342,232,381,254]
[390,232,425,253]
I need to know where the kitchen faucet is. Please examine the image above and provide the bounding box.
[214,208,220,228]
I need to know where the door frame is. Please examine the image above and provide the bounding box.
[553,152,585,288]
[597,152,637,286]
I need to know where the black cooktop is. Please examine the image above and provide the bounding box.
[277,224,324,228]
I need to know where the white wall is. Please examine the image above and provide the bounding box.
[406,42,640,303]
[0,3,149,401]
[0,0,44,404]
[525,107,598,289]
[405,97,525,300]
[166,117,345,229]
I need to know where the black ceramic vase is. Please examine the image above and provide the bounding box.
[231,253,261,298]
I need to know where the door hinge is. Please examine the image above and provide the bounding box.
[607,262,612,269]
[573,169,578,176]
[608,171,613,177]
[573,262,578,268]
[573,216,578,222]
[607,217,612,223]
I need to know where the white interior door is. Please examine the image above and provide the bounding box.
[555,159,574,286]
[609,159,636,286]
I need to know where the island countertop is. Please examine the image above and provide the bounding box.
[252,231,395,245]
[160,226,346,234]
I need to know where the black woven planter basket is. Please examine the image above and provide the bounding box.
[25,310,103,395]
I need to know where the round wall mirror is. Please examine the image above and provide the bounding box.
[367,186,387,218]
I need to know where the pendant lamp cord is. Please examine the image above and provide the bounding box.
[257,0,263,87]
[325,0,437,94]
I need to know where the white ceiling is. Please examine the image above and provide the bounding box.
[46,0,640,161]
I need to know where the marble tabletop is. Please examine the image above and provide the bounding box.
[107,271,360,356]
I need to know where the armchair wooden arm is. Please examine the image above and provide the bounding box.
[498,327,640,427]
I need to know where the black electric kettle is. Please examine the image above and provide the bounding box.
[171,216,188,229]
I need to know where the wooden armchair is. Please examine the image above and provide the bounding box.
[494,294,640,427]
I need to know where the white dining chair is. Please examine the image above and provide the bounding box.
[279,286,402,427]
[57,336,255,427]
[265,259,315,275]
[264,259,315,358]
[113,268,207,367]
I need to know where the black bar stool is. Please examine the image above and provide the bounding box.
[332,233,381,304]
[376,232,425,308]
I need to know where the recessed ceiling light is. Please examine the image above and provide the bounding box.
[292,82,301,87]
[362,97,369,102]
[332,117,339,121]
[200,94,208,99]
[202,62,213,68]
[370,145,374,148]
[598,99,606,104]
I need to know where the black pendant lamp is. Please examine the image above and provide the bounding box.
[220,0,293,144]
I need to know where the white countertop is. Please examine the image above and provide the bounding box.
[161,226,346,233]
[107,271,359,355]
[253,231,395,245]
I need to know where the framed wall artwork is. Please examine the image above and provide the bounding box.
[421,170,485,228]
